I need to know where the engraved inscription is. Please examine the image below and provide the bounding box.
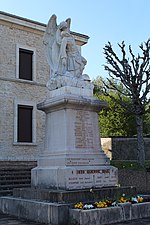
[66,168,117,189]
[75,110,94,148]
[76,169,110,174]
[66,158,94,166]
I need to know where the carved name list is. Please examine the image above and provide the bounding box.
[75,110,94,148]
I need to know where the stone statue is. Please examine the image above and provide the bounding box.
[43,14,93,91]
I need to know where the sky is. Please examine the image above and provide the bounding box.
[1,0,150,80]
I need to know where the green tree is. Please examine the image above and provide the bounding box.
[143,110,150,136]
[101,40,150,166]
[93,76,136,137]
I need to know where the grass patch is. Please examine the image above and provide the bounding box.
[111,160,150,171]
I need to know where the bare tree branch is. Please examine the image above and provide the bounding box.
[103,40,150,115]
[102,39,150,166]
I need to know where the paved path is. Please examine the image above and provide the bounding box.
[0,213,46,225]
[111,217,150,225]
[0,213,150,225]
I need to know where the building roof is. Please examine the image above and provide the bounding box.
[0,11,89,45]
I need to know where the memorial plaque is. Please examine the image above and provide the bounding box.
[75,110,94,148]
[66,167,118,189]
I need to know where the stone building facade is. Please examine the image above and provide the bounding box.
[0,11,89,161]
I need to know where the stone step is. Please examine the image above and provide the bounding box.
[0,161,37,166]
[0,173,31,181]
[13,186,137,204]
[0,167,34,171]
[0,171,31,176]
[0,161,37,171]
[0,183,31,190]
[0,171,31,175]
[0,190,12,196]
[0,168,34,171]
[0,186,31,196]
[0,161,36,196]
[0,178,31,185]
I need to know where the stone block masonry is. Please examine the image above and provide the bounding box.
[0,11,88,161]
[69,202,150,225]
[13,186,136,204]
[0,197,69,225]
[0,13,49,161]
[1,196,150,225]
[0,186,136,225]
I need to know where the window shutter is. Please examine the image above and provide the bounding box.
[19,48,33,80]
[18,105,33,142]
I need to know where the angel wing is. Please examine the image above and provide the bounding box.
[43,14,58,77]
[66,18,71,32]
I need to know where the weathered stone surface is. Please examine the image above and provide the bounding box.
[69,207,124,225]
[48,86,93,98]
[46,75,94,91]
[0,13,48,161]
[118,203,132,221]
[13,186,136,204]
[32,93,118,190]
[112,138,150,161]
[69,202,150,225]
[44,14,88,82]
[2,189,150,225]
[118,170,150,194]
[131,202,150,220]
[0,197,69,225]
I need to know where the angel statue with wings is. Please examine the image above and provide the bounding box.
[43,14,87,80]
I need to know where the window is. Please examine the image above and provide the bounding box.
[16,45,36,81]
[14,100,36,145]
[17,105,33,142]
[19,49,33,80]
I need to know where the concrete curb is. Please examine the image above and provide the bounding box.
[0,197,69,225]
[69,202,150,225]
[1,197,150,225]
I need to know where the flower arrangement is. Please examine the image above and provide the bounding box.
[73,194,145,210]
[74,202,84,209]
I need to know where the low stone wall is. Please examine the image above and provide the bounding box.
[69,202,150,225]
[1,196,150,225]
[118,169,150,194]
[101,137,150,160]
[0,187,136,225]
[0,197,69,225]
[112,137,150,160]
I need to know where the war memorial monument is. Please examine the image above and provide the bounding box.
[31,14,118,190]
[0,15,137,225]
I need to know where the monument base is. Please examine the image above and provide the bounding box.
[0,186,137,225]
[31,92,118,190]
[13,186,136,204]
[31,165,118,190]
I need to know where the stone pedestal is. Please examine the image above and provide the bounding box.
[31,87,118,189]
